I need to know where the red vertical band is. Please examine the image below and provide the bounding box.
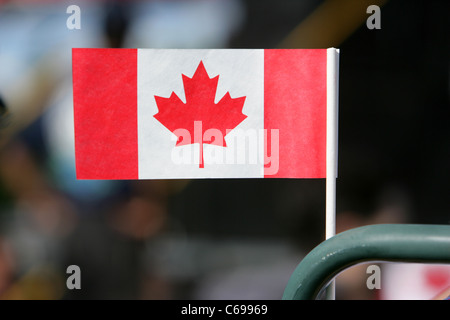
[264,49,327,178]
[73,48,138,179]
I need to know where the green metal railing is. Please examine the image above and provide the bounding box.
[282,224,450,300]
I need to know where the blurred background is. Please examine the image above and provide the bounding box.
[0,0,449,300]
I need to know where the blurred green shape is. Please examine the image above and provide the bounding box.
[283,224,450,300]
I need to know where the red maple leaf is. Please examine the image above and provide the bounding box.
[153,61,247,168]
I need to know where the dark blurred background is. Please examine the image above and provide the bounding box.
[0,0,448,300]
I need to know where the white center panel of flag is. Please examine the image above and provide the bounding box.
[137,49,264,179]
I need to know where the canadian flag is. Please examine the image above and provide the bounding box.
[72,48,339,180]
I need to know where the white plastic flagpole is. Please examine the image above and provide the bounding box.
[325,48,339,300]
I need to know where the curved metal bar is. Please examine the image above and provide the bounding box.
[282,224,450,300]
